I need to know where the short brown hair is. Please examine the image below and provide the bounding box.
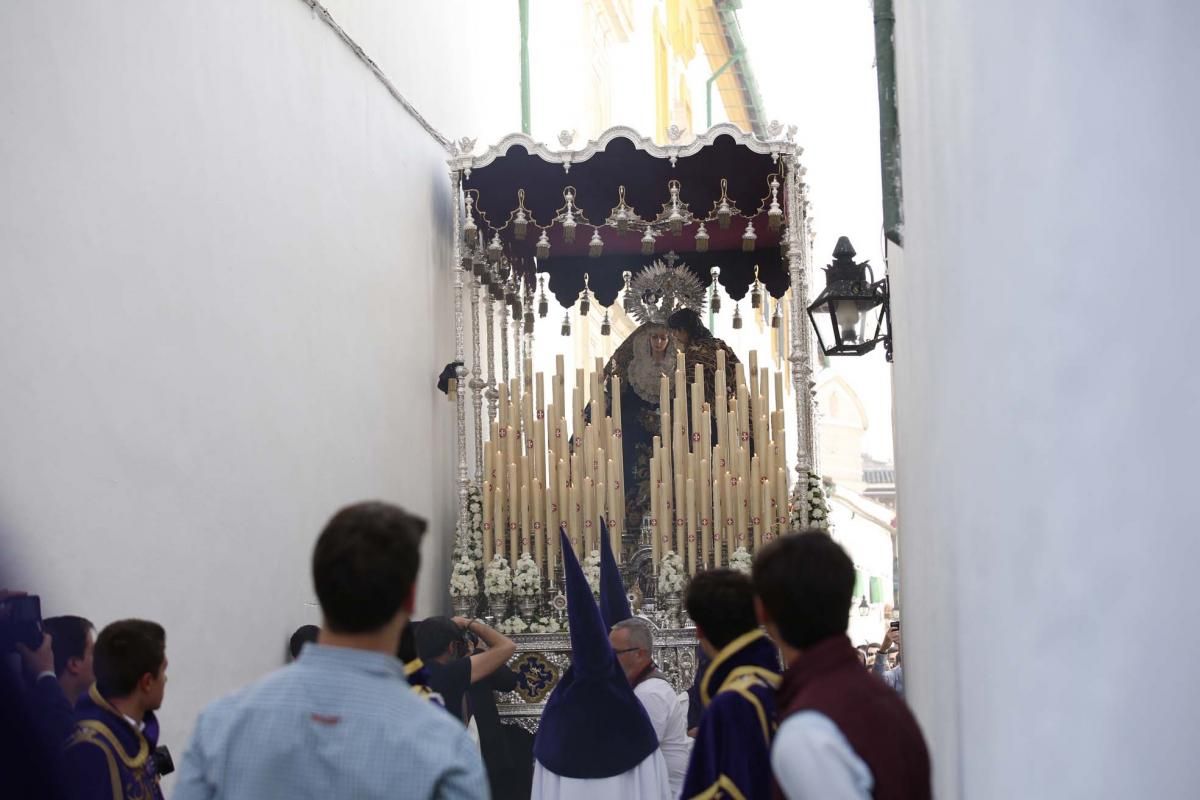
[752,531,855,649]
[312,501,426,634]
[42,615,94,677]
[94,619,165,698]
[684,569,758,650]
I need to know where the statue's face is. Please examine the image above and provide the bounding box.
[671,328,690,349]
[649,331,671,355]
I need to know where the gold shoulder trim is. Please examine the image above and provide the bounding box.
[404,658,424,677]
[720,665,781,692]
[700,629,768,706]
[689,773,750,800]
[65,728,124,798]
[74,719,149,769]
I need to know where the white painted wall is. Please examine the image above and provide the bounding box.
[0,1,471,790]
[892,1,1200,797]
[322,0,521,147]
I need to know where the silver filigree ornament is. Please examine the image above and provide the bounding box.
[656,179,692,236]
[513,188,530,241]
[742,219,757,252]
[641,227,656,256]
[463,192,479,246]
[628,260,706,326]
[560,186,579,245]
[714,178,741,230]
[767,176,783,232]
[607,185,638,233]
[588,228,603,258]
[579,273,591,317]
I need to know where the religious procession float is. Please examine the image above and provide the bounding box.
[442,123,833,733]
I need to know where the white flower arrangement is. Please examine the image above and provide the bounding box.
[484,554,512,596]
[528,616,563,634]
[497,615,529,635]
[513,553,542,598]
[455,482,486,569]
[449,555,479,597]
[790,470,833,532]
[657,550,685,594]
[730,546,753,575]
[582,550,602,596]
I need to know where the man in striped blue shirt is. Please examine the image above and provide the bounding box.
[173,501,487,800]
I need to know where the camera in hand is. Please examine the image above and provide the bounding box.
[152,745,175,777]
[0,594,43,653]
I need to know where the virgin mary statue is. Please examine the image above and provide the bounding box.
[592,262,739,526]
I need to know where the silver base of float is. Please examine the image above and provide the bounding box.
[496,625,699,735]
[476,520,699,734]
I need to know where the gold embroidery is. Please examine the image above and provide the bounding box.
[688,773,750,800]
[66,729,123,798]
[700,629,769,706]
[76,720,149,768]
[721,665,781,692]
[513,652,560,702]
[404,658,424,677]
[80,684,151,766]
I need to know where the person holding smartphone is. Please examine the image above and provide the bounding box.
[874,619,904,695]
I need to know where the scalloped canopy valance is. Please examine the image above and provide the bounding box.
[453,124,800,306]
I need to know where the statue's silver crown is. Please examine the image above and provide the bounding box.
[627,261,706,326]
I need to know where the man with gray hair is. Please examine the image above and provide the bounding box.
[609,617,691,796]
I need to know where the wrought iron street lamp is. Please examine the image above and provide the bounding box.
[807,236,891,360]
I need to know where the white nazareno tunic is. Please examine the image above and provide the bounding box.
[531,749,672,800]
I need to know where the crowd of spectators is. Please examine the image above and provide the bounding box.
[2,501,928,800]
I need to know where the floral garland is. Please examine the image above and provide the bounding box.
[483,554,512,596]
[582,550,602,596]
[497,615,529,635]
[449,555,479,598]
[729,546,753,575]
[790,470,833,532]
[528,616,563,634]
[513,553,542,598]
[456,482,485,569]
[658,550,685,594]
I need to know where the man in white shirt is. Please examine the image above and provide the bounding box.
[611,617,691,796]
